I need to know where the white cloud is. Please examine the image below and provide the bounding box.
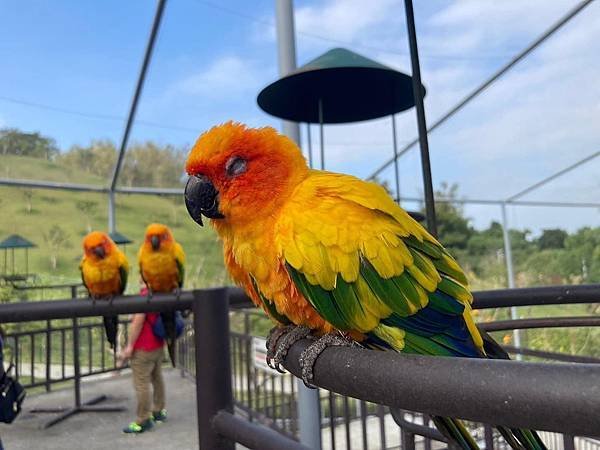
[173,56,266,98]
[295,0,399,44]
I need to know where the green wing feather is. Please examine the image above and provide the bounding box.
[250,277,291,325]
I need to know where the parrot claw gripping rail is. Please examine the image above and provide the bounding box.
[0,284,599,449]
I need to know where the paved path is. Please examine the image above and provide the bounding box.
[0,368,201,450]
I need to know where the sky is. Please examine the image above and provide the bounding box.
[1,0,599,233]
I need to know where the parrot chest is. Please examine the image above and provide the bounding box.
[82,257,121,296]
[227,238,331,333]
[141,251,178,292]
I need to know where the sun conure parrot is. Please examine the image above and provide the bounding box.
[183,122,548,450]
[80,231,129,350]
[138,223,185,366]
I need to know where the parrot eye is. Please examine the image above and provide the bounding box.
[225,156,247,177]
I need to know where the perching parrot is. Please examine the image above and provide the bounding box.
[80,231,129,350]
[183,122,548,450]
[138,223,185,366]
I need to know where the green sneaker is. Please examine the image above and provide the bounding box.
[153,409,167,423]
[123,418,154,434]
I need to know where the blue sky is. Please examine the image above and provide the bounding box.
[1,0,599,232]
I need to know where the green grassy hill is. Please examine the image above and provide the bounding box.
[0,155,227,292]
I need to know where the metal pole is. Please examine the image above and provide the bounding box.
[193,288,234,450]
[404,0,437,237]
[318,98,324,170]
[391,114,400,201]
[275,1,321,448]
[110,0,166,191]
[275,0,301,145]
[507,150,600,202]
[108,191,116,234]
[306,123,313,168]
[45,319,51,392]
[71,286,81,408]
[501,203,522,359]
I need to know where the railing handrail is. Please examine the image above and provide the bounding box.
[471,283,600,309]
[228,284,600,310]
[1,283,598,324]
[281,338,600,437]
[0,291,195,323]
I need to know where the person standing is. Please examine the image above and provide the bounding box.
[119,286,167,434]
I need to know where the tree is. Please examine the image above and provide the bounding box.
[42,225,71,270]
[537,228,568,250]
[75,200,98,233]
[426,182,474,252]
[22,189,34,213]
[59,140,116,178]
[0,128,59,160]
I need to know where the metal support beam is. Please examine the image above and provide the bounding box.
[391,114,401,202]
[275,0,301,145]
[507,150,600,202]
[404,0,437,237]
[193,288,234,450]
[275,1,320,448]
[110,0,166,191]
[368,0,596,181]
[501,203,521,357]
[108,191,116,234]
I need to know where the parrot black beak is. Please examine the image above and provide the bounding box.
[93,245,106,259]
[150,235,160,251]
[185,175,225,227]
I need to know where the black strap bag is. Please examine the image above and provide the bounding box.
[0,362,26,424]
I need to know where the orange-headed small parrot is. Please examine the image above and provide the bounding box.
[80,231,129,349]
[183,122,547,450]
[138,223,185,365]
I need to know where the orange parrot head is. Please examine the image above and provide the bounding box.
[184,121,308,227]
[143,223,174,251]
[82,231,116,260]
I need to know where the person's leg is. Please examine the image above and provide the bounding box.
[151,348,166,413]
[130,350,154,424]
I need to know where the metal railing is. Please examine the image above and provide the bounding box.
[3,286,125,392]
[181,285,600,449]
[1,285,599,449]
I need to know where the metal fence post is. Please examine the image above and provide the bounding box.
[563,434,576,450]
[484,424,494,450]
[501,202,522,359]
[45,319,51,392]
[71,285,81,408]
[193,288,234,450]
[401,429,416,450]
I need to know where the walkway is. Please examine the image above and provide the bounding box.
[0,369,199,449]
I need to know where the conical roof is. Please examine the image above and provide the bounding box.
[257,48,425,124]
[0,234,36,249]
[109,231,133,245]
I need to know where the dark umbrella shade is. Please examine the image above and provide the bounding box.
[109,231,133,245]
[0,234,36,249]
[258,48,425,124]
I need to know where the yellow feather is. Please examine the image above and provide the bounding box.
[372,323,405,351]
